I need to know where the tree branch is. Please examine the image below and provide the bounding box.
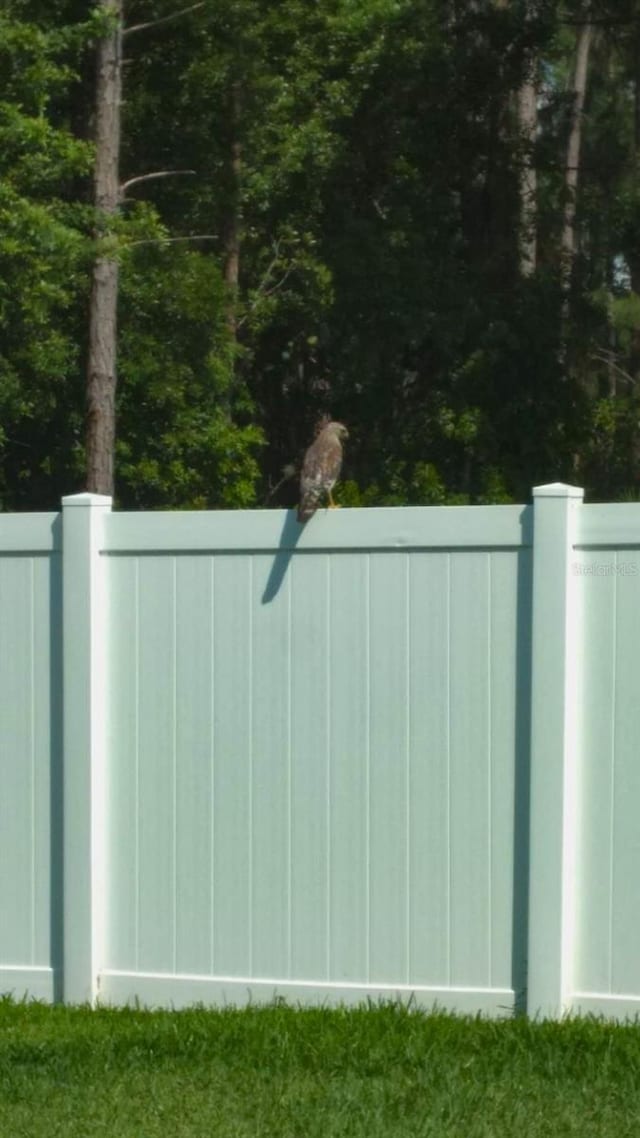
[124,1,205,37]
[263,463,296,506]
[260,267,295,301]
[120,169,196,195]
[591,349,637,388]
[560,17,633,26]
[237,240,297,328]
[236,270,295,328]
[126,234,218,247]
[252,241,282,291]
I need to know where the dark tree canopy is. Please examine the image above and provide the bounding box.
[2,0,640,509]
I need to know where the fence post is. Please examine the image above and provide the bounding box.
[62,492,112,1004]
[527,481,583,1018]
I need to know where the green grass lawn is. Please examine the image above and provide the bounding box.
[2,997,640,1137]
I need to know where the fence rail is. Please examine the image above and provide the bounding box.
[1,484,640,1019]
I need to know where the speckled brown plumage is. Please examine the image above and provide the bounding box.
[297,421,349,522]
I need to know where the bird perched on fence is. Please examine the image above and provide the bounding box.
[297,420,349,522]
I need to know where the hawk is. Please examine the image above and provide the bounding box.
[297,421,349,522]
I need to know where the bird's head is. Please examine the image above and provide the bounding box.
[327,421,349,441]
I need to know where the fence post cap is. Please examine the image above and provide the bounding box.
[532,482,584,500]
[62,492,112,508]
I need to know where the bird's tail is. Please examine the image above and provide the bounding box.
[297,504,315,523]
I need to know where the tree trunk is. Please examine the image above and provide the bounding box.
[493,0,538,275]
[223,82,242,342]
[86,0,123,497]
[518,72,538,276]
[634,17,640,158]
[561,16,594,295]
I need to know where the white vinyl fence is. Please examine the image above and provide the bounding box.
[1,484,640,1019]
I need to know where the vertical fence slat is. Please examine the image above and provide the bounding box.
[211,556,252,977]
[449,552,492,988]
[327,554,369,983]
[527,482,583,1018]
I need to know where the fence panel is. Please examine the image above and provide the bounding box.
[99,506,531,1012]
[0,515,61,1002]
[4,489,640,1019]
[569,507,640,1019]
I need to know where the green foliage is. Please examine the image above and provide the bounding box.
[117,235,264,508]
[0,1,265,509]
[5,0,640,508]
[0,7,93,506]
[608,293,640,354]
